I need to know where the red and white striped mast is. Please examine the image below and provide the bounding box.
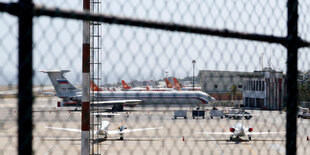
[81,0,90,154]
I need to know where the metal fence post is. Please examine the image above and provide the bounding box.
[82,0,90,155]
[18,0,33,155]
[286,0,298,155]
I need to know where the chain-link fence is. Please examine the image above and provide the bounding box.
[1,0,310,154]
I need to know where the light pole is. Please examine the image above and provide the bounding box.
[192,60,196,91]
[165,71,168,78]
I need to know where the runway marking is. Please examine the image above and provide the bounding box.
[210,136,224,155]
[244,143,257,155]
[199,121,223,155]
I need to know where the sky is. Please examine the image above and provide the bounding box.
[1,0,310,86]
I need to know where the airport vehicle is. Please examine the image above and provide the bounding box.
[298,107,309,118]
[173,77,201,91]
[42,70,216,111]
[46,120,162,140]
[174,110,187,119]
[302,113,310,119]
[192,110,205,119]
[209,109,224,119]
[197,116,284,141]
[226,111,252,120]
[225,108,252,119]
[225,109,239,118]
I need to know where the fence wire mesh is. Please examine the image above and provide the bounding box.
[1,0,310,155]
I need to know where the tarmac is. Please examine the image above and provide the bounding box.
[0,97,309,155]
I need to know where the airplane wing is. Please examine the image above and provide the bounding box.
[196,132,233,135]
[106,130,122,135]
[46,127,81,133]
[107,127,163,135]
[247,132,285,135]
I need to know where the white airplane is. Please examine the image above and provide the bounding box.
[41,70,216,111]
[197,113,284,141]
[46,120,162,140]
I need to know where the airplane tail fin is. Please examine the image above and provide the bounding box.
[41,70,80,98]
[90,80,103,91]
[164,78,173,88]
[173,77,182,91]
[146,85,150,91]
[122,80,132,89]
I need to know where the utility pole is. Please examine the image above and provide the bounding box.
[192,60,196,91]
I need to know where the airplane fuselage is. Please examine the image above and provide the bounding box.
[232,128,245,137]
[92,91,214,105]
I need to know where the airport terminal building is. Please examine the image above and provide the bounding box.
[199,69,285,110]
[198,70,252,100]
[242,70,285,110]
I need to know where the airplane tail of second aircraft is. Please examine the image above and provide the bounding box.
[41,70,80,98]
[122,80,132,89]
[90,80,103,91]
[164,78,173,88]
[173,77,183,91]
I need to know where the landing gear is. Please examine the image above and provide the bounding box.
[112,105,124,111]
[235,136,240,143]
[229,136,233,141]
[248,135,251,141]
[120,133,124,140]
